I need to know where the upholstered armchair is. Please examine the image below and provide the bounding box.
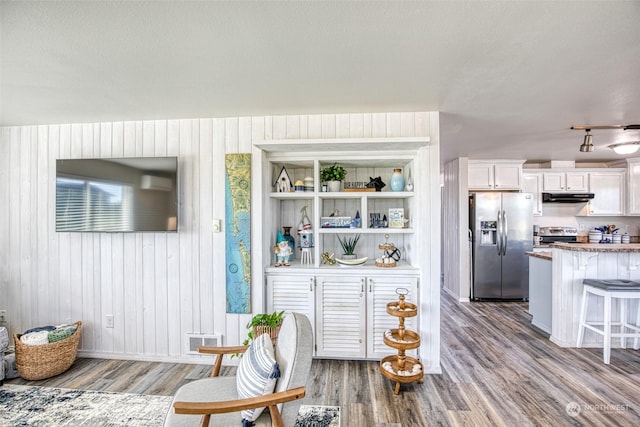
[164,312,313,427]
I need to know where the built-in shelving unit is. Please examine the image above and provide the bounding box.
[256,138,426,269]
[256,136,435,366]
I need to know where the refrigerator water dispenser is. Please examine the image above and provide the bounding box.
[480,221,497,245]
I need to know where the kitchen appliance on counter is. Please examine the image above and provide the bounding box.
[538,226,578,244]
[469,192,534,300]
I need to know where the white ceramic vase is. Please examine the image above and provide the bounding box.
[327,180,341,192]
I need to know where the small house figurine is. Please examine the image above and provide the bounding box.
[273,166,293,192]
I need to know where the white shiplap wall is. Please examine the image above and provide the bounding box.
[0,112,440,367]
[442,157,470,301]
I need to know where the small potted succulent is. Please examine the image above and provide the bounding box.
[320,163,347,192]
[338,234,360,260]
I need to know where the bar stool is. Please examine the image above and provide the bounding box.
[577,279,640,364]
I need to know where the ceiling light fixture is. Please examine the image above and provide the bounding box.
[571,123,640,153]
[608,141,640,155]
[579,129,594,152]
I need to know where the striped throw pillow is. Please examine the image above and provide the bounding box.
[237,333,281,423]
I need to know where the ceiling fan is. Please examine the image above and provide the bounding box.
[570,124,640,131]
[570,124,640,153]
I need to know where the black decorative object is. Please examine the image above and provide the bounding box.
[366,176,386,192]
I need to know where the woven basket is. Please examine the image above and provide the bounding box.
[253,324,281,343]
[14,321,82,380]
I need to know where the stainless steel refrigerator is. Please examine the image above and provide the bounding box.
[469,192,534,300]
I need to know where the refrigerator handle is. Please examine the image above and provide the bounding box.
[496,210,502,255]
[502,209,508,255]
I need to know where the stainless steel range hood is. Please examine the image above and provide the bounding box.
[542,192,594,203]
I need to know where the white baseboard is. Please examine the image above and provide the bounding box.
[77,350,240,366]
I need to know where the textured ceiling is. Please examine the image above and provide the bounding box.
[2,1,640,164]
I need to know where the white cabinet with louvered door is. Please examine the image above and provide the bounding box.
[266,274,316,339]
[366,276,419,360]
[315,275,367,359]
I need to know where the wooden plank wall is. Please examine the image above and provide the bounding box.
[0,112,439,365]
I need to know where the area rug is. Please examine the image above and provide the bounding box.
[0,384,340,427]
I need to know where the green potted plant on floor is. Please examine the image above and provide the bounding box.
[321,163,347,192]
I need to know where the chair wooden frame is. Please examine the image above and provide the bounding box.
[171,344,306,427]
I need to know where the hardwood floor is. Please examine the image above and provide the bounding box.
[6,290,640,426]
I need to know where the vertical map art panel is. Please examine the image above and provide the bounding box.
[225,153,251,313]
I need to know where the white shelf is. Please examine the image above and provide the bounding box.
[318,228,413,234]
[265,260,419,274]
[319,191,413,199]
[270,191,414,199]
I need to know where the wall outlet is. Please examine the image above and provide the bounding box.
[105,314,114,328]
[0,310,6,325]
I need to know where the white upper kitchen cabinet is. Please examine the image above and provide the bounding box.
[627,158,640,215]
[586,170,625,216]
[522,172,543,216]
[468,160,524,190]
[542,171,588,192]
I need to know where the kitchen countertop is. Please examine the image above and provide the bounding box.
[526,251,552,260]
[549,242,640,253]
[533,244,551,249]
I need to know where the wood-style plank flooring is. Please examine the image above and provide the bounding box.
[6,290,640,426]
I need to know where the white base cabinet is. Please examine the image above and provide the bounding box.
[267,272,418,360]
[366,276,418,359]
[266,274,316,337]
[316,275,367,358]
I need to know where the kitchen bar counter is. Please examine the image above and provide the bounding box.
[549,243,640,348]
[550,242,640,253]
[527,252,552,333]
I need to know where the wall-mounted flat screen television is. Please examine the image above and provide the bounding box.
[56,157,178,232]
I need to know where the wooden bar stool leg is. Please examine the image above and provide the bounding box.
[576,286,589,347]
[603,293,612,364]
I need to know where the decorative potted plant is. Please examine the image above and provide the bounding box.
[338,234,360,260]
[320,163,347,192]
[242,311,285,346]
